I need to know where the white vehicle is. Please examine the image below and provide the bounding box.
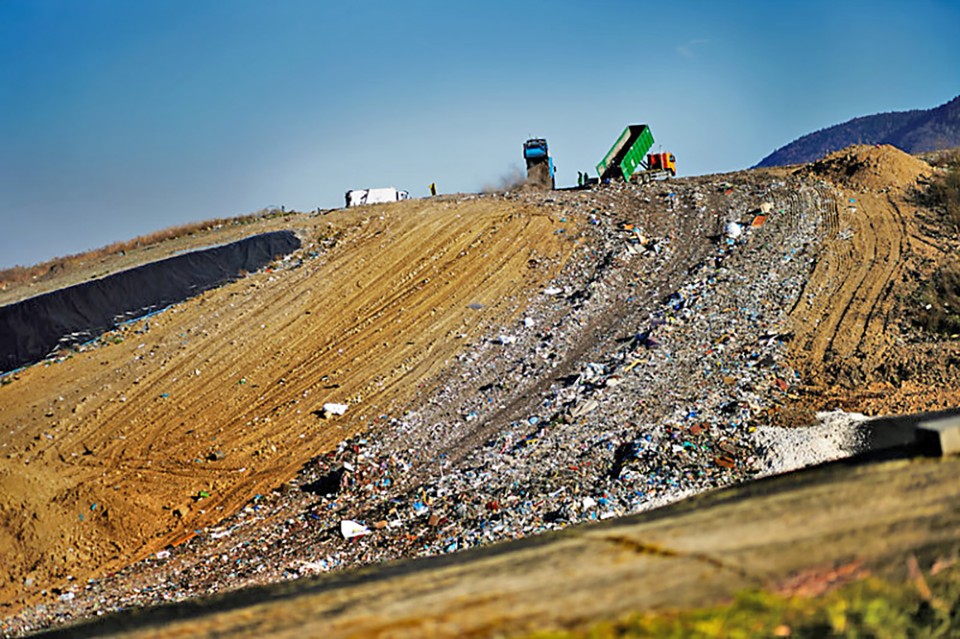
[345,187,409,208]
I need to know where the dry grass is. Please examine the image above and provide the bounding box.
[0,207,292,290]
[930,150,960,231]
[911,259,960,337]
[527,561,960,638]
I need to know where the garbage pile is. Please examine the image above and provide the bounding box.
[5,172,853,635]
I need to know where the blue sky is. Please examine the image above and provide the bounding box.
[1,0,958,269]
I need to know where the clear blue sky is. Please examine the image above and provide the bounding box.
[1,0,958,269]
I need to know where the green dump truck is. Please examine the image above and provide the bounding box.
[596,124,674,183]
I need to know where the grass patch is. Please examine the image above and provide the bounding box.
[0,207,295,291]
[909,259,960,337]
[526,561,960,638]
[927,150,960,232]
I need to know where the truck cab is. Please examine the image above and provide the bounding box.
[646,152,676,176]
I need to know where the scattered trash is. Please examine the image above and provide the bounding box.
[715,456,736,469]
[340,520,370,540]
[322,403,349,417]
[569,399,599,418]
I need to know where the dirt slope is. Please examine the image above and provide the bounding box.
[786,145,960,414]
[0,196,576,610]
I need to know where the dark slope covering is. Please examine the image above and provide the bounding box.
[0,230,300,373]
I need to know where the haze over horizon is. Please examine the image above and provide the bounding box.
[2,0,959,269]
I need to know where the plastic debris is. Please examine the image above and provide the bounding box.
[340,520,371,540]
[322,403,349,417]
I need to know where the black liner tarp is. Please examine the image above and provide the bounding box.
[0,230,300,373]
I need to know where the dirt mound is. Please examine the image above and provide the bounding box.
[802,144,931,189]
[785,147,960,418]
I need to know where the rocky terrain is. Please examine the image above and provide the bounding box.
[1,145,958,636]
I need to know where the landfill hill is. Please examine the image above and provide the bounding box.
[2,145,960,635]
[756,94,960,168]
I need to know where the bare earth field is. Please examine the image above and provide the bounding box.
[2,145,959,636]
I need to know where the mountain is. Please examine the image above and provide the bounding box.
[756,95,960,167]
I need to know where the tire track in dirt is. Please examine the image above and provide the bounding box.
[854,193,909,360]
[789,183,906,387]
[785,145,958,415]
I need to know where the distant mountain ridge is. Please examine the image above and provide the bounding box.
[756,95,960,168]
